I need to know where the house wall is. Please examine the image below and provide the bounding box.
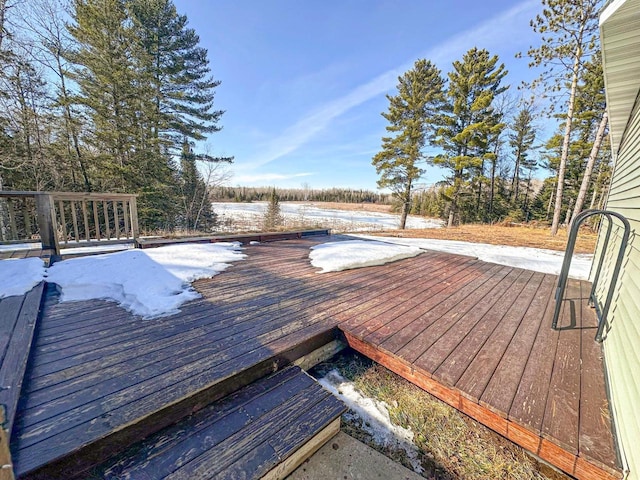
[595,91,640,479]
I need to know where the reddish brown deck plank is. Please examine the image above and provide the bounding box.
[376,264,506,354]
[541,280,583,454]
[417,269,533,381]
[392,264,512,362]
[453,271,546,400]
[480,274,557,415]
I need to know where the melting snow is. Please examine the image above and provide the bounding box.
[319,369,424,474]
[309,240,423,273]
[351,235,592,280]
[0,258,46,298]
[0,243,245,317]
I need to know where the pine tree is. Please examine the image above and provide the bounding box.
[522,0,601,235]
[66,0,142,190]
[129,0,224,149]
[434,48,508,227]
[508,104,537,208]
[263,187,283,230]
[372,59,445,229]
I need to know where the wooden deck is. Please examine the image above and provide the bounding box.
[8,236,621,479]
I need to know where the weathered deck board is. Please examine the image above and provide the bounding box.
[0,283,43,434]
[10,236,621,480]
[91,366,344,480]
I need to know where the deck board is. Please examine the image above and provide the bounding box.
[9,236,621,480]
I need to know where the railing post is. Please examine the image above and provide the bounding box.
[35,193,60,256]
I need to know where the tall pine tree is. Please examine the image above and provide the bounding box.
[523,0,601,235]
[372,59,445,229]
[434,47,508,227]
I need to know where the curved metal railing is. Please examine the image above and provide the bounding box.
[552,209,630,342]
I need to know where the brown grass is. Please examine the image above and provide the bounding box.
[311,351,569,480]
[295,201,393,214]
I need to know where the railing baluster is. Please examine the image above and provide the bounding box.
[7,199,18,240]
[82,200,90,241]
[58,200,68,244]
[70,201,80,242]
[23,199,33,238]
[103,201,111,240]
[113,201,120,240]
[130,197,139,242]
[93,200,101,241]
[123,200,130,238]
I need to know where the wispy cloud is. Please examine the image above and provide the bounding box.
[242,0,539,171]
[233,172,314,184]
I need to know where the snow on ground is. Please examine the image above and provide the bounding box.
[0,258,46,298]
[211,202,443,232]
[319,369,423,474]
[352,235,592,280]
[0,243,245,317]
[309,240,423,273]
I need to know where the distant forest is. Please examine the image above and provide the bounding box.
[214,187,392,205]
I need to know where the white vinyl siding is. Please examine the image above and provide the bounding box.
[595,92,640,479]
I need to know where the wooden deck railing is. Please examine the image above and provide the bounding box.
[0,191,139,255]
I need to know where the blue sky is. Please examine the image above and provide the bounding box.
[175,0,549,191]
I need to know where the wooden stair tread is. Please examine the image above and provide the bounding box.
[90,366,345,479]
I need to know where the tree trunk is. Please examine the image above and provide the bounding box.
[511,150,521,204]
[551,52,582,236]
[564,197,574,226]
[399,179,412,229]
[572,111,608,222]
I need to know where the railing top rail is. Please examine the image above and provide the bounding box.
[0,191,38,198]
[51,192,137,200]
[0,191,137,199]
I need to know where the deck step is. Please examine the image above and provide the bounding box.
[0,283,44,479]
[88,366,345,479]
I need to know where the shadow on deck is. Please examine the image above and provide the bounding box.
[3,236,621,479]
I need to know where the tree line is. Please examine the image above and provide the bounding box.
[0,0,230,232]
[214,186,392,205]
[373,0,608,232]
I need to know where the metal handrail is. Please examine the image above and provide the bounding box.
[552,209,630,342]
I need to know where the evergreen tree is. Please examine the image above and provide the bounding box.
[434,47,508,227]
[128,0,224,149]
[66,0,142,190]
[522,0,601,235]
[263,187,283,230]
[372,59,445,229]
[508,104,537,208]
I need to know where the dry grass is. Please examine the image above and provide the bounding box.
[368,223,598,254]
[311,351,569,480]
[297,201,393,214]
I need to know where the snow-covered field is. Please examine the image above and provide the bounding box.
[211,202,443,232]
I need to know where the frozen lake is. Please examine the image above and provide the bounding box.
[211,202,443,232]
